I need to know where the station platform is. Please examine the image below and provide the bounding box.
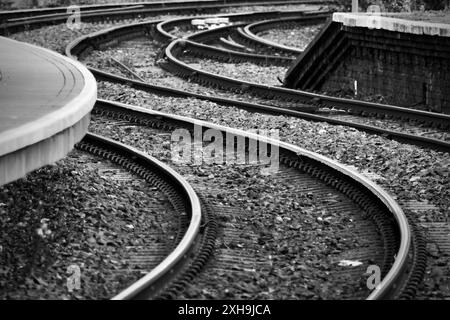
[0,36,97,185]
[284,12,450,113]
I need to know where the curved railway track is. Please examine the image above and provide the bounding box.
[90,98,425,299]
[76,133,208,300]
[0,0,335,35]
[66,15,450,152]
[2,0,441,300]
[241,15,322,54]
[0,130,210,299]
[154,9,329,42]
[163,39,450,128]
[155,13,450,132]
[0,0,331,21]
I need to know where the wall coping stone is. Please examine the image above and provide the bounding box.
[333,12,450,37]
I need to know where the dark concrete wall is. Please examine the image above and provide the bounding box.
[321,41,450,113]
[284,22,450,114]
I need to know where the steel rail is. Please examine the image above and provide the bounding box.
[154,9,330,42]
[93,98,414,300]
[3,5,145,23]
[241,13,329,54]
[0,0,335,21]
[0,0,337,35]
[184,22,297,63]
[78,132,202,300]
[164,38,450,128]
[67,19,425,296]
[180,37,294,65]
[219,34,253,51]
[178,14,330,65]
[66,28,450,152]
[0,2,136,20]
[4,0,422,300]
[231,25,297,56]
[152,11,328,65]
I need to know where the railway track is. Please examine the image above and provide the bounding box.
[154,9,329,42]
[242,16,311,54]
[0,0,329,21]
[2,0,445,300]
[184,13,326,56]
[0,0,335,35]
[89,98,425,299]
[164,39,450,128]
[76,133,210,299]
[0,131,209,299]
[4,94,424,299]
[66,17,450,152]
[155,13,450,131]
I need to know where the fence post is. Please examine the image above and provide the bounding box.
[352,0,359,12]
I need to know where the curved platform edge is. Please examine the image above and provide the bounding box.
[0,37,97,157]
[0,113,90,186]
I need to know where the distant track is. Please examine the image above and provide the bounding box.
[2,0,431,300]
[66,18,450,152]
[0,0,335,34]
[164,39,450,130]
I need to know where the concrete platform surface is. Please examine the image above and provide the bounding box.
[0,36,96,185]
[333,12,450,37]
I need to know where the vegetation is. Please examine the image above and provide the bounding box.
[337,0,449,12]
[2,0,450,11]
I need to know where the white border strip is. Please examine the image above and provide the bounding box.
[333,12,450,37]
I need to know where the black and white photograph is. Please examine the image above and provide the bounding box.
[0,0,449,308]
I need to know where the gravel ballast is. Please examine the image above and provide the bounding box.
[185,58,288,86]
[8,15,179,54]
[81,36,448,143]
[5,5,449,299]
[89,112,385,299]
[97,81,450,220]
[0,150,179,299]
[83,43,450,141]
[256,24,324,50]
[220,4,328,14]
[96,80,450,298]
